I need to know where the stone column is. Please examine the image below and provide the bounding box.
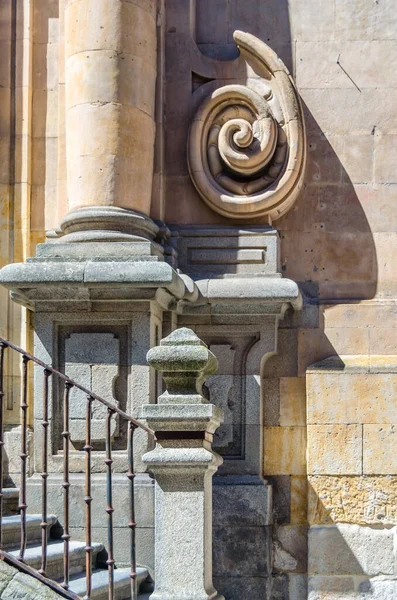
[62,0,158,242]
[142,328,225,600]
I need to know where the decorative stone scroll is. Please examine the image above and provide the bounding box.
[188,31,306,222]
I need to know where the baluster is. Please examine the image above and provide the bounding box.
[105,408,115,600]
[127,422,138,600]
[19,355,29,561]
[84,395,94,600]
[61,381,73,590]
[39,369,51,576]
[0,342,6,550]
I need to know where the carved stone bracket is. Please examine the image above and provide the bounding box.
[188,31,306,222]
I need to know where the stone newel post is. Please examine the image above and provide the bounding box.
[142,328,225,600]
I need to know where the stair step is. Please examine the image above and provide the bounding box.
[68,566,149,600]
[2,488,19,515]
[9,540,105,581]
[1,514,58,547]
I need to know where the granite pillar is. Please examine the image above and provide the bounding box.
[142,328,224,600]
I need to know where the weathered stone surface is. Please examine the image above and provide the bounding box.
[363,425,397,474]
[264,427,307,475]
[213,479,272,527]
[213,525,271,578]
[213,576,268,600]
[268,475,291,525]
[358,580,397,600]
[309,524,395,576]
[279,377,306,426]
[271,574,289,600]
[307,369,397,425]
[290,476,308,525]
[308,475,397,525]
[307,424,363,475]
[143,329,224,600]
[297,41,397,90]
[273,525,308,574]
[289,574,308,600]
[308,576,356,600]
[0,561,65,599]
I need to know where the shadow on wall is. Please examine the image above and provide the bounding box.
[196,0,293,71]
[192,0,379,598]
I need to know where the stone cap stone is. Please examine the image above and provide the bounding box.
[147,327,217,376]
[147,328,218,403]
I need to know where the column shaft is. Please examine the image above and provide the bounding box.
[64,0,157,215]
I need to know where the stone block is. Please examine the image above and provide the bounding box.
[363,425,397,475]
[170,226,279,277]
[301,88,397,136]
[305,135,344,185]
[308,524,395,576]
[358,580,397,600]
[289,574,308,600]
[307,371,397,425]
[323,303,397,329]
[70,525,154,572]
[26,474,154,529]
[308,576,356,600]
[307,425,363,475]
[264,427,307,476]
[0,560,64,600]
[335,0,397,41]
[195,0,229,45]
[262,330,299,378]
[213,576,268,600]
[298,329,369,377]
[374,135,397,184]
[289,0,336,42]
[297,41,397,90]
[342,135,374,185]
[374,232,397,298]
[213,479,272,527]
[213,525,271,578]
[263,378,280,426]
[271,574,289,600]
[273,525,308,574]
[279,377,306,426]
[65,0,156,63]
[267,475,290,525]
[290,476,308,525]
[308,475,397,526]
[369,328,397,354]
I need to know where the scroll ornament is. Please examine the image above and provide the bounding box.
[188,31,306,222]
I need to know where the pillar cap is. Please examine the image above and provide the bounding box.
[147,328,218,377]
[147,328,218,404]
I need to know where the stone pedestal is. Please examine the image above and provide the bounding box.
[171,225,302,599]
[142,329,225,600]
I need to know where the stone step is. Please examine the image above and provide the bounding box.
[8,540,105,581]
[68,566,149,599]
[1,514,58,547]
[2,487,19,515]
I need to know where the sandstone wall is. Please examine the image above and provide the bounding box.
[0,1,396,599]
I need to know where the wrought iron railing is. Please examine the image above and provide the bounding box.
[0,336,155,599]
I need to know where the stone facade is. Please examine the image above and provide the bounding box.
[0,1,397,599]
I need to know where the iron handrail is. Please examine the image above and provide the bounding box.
[0,336,155,436]
[0,335,156,600]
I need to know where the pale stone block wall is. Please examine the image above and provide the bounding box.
[0,0,397,597]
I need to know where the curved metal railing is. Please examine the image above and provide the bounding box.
[0,336,155,600]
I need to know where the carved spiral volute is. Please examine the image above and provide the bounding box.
[188,31,306,222]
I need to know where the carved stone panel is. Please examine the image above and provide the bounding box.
[188,31,306,222]
[64,333,119,445]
